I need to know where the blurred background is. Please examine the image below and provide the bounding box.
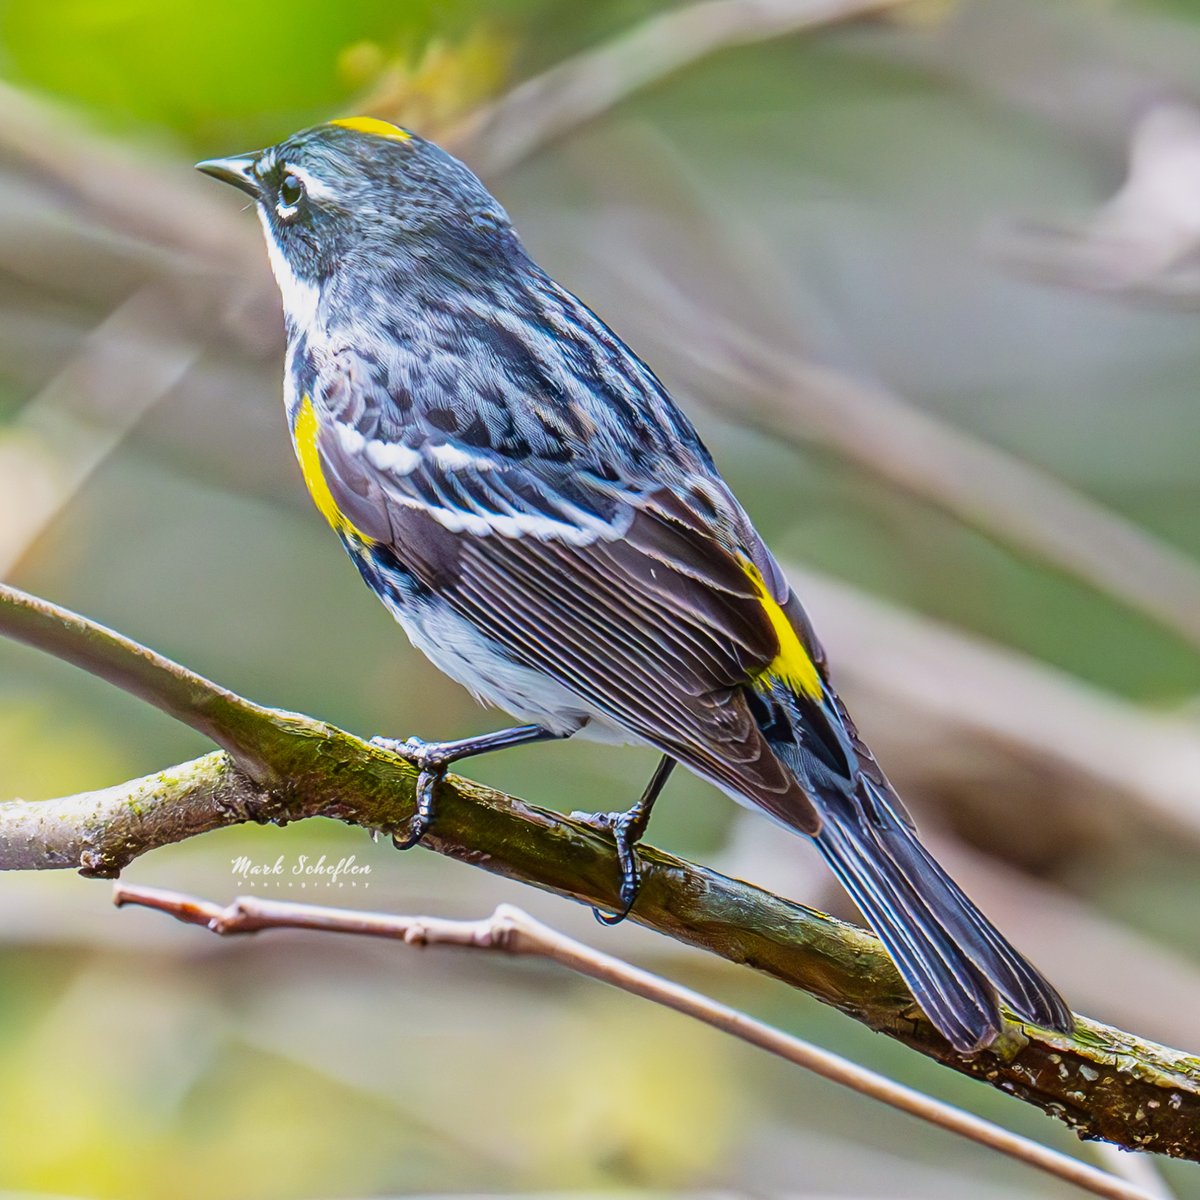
[1,0,1200,1196]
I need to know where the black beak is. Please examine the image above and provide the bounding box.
[195,153,261,199]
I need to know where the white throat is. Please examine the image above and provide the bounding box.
[257,207,320,334]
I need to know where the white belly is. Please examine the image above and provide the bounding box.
[381,584,803,820]
[382,590,640,745]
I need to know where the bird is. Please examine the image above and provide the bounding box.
[197,117,1073,1053]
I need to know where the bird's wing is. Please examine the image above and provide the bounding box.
[304,397,823,831]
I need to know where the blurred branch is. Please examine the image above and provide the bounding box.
[114,885,1156,1200]
[10,3,1200,660]
[0,285,204,579]
[636,269,1200,656]
[447,0,907,176]
[0,79,257,271]
[1,584,1199,1159]
[0,0,901,273]
[990,100,1200,307]
[793,569,1200,855]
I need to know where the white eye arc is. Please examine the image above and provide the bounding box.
[274,164,335,219]
[277,172,304,218]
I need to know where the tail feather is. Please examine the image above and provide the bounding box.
[813,778,1072,1052]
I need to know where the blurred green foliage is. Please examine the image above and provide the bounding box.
[0,0,548,150]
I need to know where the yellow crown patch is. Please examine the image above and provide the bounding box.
[329,116,412,141]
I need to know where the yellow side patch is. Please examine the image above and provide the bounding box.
[293,397,374,543]
[743,561,823,700]
[329,116,412,141]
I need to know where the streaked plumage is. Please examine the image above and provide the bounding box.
[198,120,1072,1053]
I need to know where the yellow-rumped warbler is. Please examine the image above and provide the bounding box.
[198,117,1071,1052]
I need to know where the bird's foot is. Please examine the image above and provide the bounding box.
[572,756,675,927]
[370,734,450,849]
[371,724,562,849]
[574,807,645,926]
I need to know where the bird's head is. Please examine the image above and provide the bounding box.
[197,118,517,330]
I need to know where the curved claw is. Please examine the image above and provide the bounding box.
[390,815,429,851]
[593,897,636,926]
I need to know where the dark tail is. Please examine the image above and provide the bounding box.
[813,777,1073,1053]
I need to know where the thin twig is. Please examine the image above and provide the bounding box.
[112,884,1155,1200]
[0,585,1198,1159]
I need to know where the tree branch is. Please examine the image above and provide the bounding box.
[0,582,332,784]
[1,583,1199,1159]
[112,885,1157,1200]
[0,752,268,873]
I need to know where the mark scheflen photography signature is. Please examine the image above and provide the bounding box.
[230,854,372,888]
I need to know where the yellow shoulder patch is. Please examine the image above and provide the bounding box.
[743,561,823,700]
[293,397,374,543]
[329,116,412,141]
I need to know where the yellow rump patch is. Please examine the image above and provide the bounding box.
[743,561,823,700]
[293,397,374,543]
[329,116,412,141]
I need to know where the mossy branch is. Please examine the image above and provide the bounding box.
[1,581,1198,1160]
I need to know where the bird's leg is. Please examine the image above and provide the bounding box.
[372,724,564,849]
[578,755,676,926]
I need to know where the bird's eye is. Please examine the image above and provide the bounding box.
[279,173,304,210]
